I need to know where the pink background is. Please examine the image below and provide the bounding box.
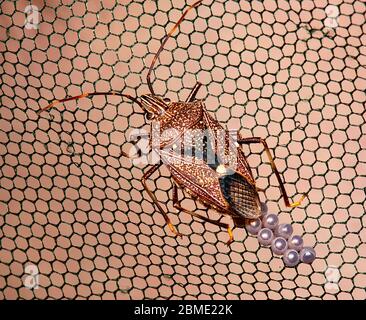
[0,0,365,299]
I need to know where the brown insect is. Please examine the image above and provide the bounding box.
[38,0,306,245]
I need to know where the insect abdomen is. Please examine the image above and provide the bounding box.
[219,172,261,219]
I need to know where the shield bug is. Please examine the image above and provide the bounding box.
[38,0,306,245]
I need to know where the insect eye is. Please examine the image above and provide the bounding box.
[163,97,171,103]
[145,113,154,122]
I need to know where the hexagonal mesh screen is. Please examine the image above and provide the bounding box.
[1,0,365,300]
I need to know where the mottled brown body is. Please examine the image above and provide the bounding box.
[151,99,261,222]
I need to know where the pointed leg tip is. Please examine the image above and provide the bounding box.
[168,223,183,238]
[288,193,308,208]
[174,230,183,238]
[226,227,234,246]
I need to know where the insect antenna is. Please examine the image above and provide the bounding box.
[37,91,142,115]
[146,0,202,96]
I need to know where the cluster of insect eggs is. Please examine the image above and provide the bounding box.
[246,209,316,267]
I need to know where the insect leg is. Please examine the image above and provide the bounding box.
[186,82,203,102]
[172,183,234,245]
[142,165,183,237]
[238,137,307,208]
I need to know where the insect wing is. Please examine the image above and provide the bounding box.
[159,148,230,212]
[202,104,255,185]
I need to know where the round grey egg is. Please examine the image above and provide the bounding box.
[283,249,300,267]
[300,247,316,264]
[245,218,262,235]
[262,213,279,230]
[288,235,304,251]
[257,228,274,246]
[271,237,288,255]
[275,223,293,239]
